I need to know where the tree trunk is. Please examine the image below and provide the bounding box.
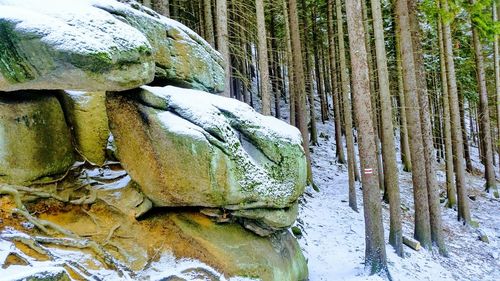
[438,12,456,208]
[494,1,500,174]
[216,0,231,97]
[312,5,328,123]
[370,0,403,257]
[203,0,214,46]
[441,0,471,224]
[361,0,385,193]
[256,0,271,115]
[328,0,346,164]
[408,0,447,255]
[470,0,499,197]
[300,0,318,146]
[460,92,473,173]
[336,0,357,211]
[289,0,312,182]
[395,29,412,172]
[345,0,388,274]
[282,0,296,126]
[151,0,170,17]
[395,0,432,249]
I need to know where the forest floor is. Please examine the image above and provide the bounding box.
[296,119,500,281]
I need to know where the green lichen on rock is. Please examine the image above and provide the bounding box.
[92,0,225,93]
[0,91,74,184]
[106,86,307,211]
[60,91,109,166]
[0,0,155,92]
[171,212,308,281]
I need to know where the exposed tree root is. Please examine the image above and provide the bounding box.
[0,184,133,279]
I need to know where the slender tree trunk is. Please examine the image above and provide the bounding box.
[289,0,312,182]
[438,12,456,208]
[312,6,328,123]
[470,0,499,197]
[361,0,385,193]
[216,0,231,97]
[282,0,296,126]
[328,0,346,164]
[336,0,357,211]
[256,0,271,115]
[460,92,474,173]
[203,0,214,46]
[300,0,318,146]
[395,0,432,249]
[441,0,471,223]
[494,1,500,173]
[346,0,388,274]
[408,0,447,255]
[369,0,403,257]
[395,29,412,172]
[151,0,170,16]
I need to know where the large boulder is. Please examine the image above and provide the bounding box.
[92,0,225,93]
[0,0,224,93]
[0,0,155,92]
[0,92,74,184]
[60,91,109,166]
[170,212,308,281]
[106,85,307,211]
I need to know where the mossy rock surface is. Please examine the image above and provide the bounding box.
[106,86,307,210]
[93,0,225,93]
[0,92,74,184]
[60,91,109,166]
[171,212,309,281]
[0,0,155,92]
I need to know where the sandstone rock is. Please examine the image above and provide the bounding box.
[92,0,225,93]
[60,91,109,166]
[106,86,307,210]
[171,213,308,281]
[0,0,155,92]
[0,92,74,183]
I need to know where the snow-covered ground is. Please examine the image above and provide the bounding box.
[296,118,500,281]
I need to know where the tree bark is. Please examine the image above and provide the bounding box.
[289,0,312,182]
[370,0,403,257]
[336,0,357,211]
[441,0,471,224]
[494,1,500,174]
[300,0,318,146]
[216,0,231,97]
[438,12,456,208]
[408,0,447,255]
[328,0,346,164]
[470,0,499,197]
[395,0,432,249]
[256,0,271,115]
[203,0,214,46]
[345,0,388,274]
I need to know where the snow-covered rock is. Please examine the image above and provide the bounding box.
[93,0,226,93]
[0,92,74,183]
[106,85,306,212]
[0,0,155,92]
[0,0,225,93]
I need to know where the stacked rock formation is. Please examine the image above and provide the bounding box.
[0,1,308,280]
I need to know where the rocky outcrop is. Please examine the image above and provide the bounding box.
[0,0,224,93]
[0,93,74,183]
[0,0,155,92]
[60,91,109,166]
[93,0,225,93]
[106,86,307,209]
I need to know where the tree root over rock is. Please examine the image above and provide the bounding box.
[0,184,133,280]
